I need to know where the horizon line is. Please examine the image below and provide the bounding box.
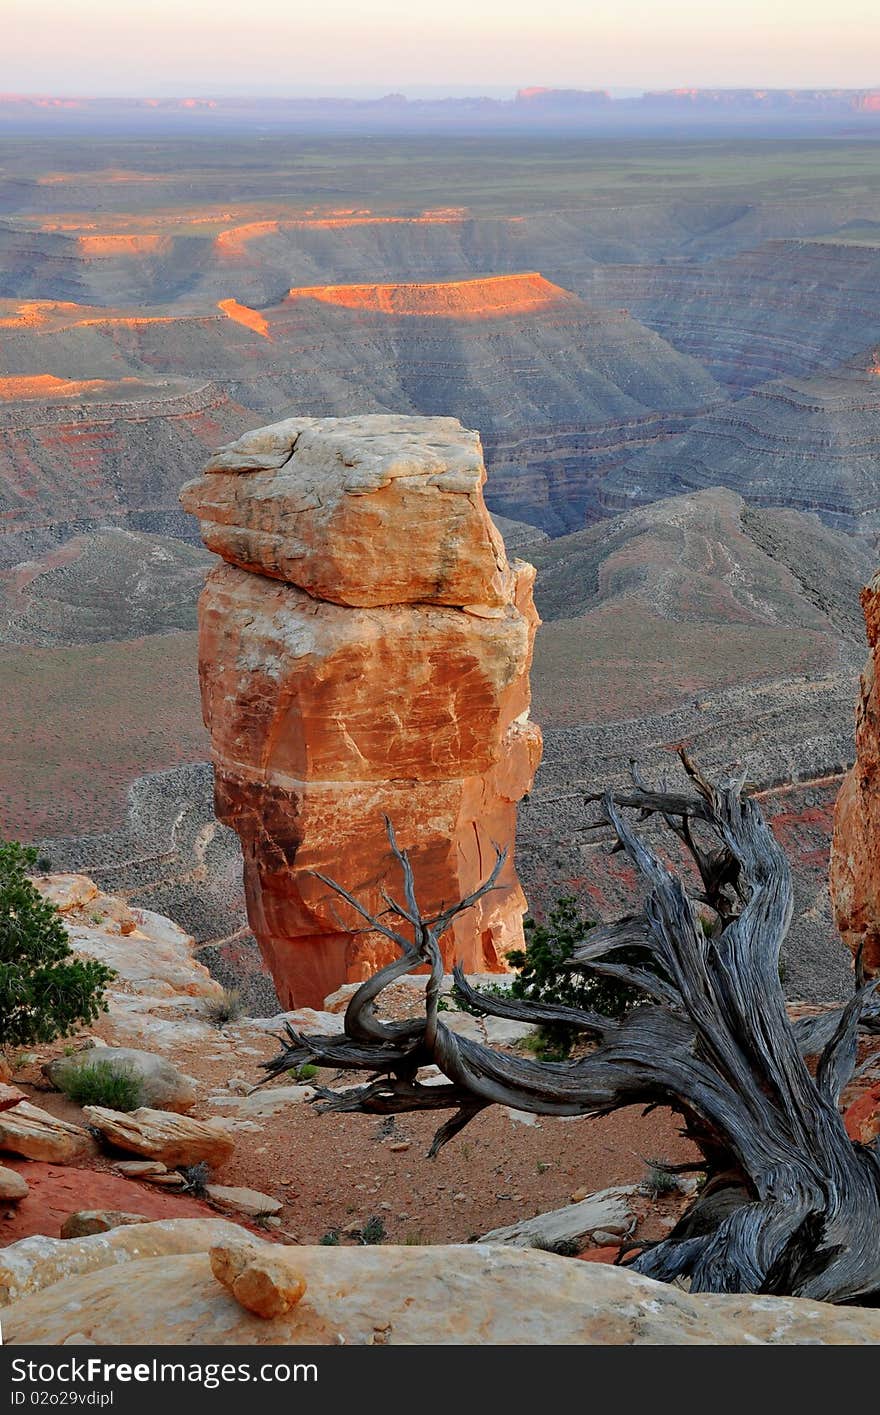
[4,84,880,101]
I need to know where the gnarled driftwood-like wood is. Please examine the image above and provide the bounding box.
[265,752,880,1302]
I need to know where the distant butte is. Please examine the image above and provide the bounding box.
[213,221,281,256]
[213,211,470,252]
[76,234,171,256]
[0,374,159,401]
[0,300,176,332]
[217,298,269,338]
[283,273,576,319]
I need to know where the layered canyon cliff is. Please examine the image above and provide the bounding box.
[832,571,880,976]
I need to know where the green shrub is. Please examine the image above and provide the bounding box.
[203,987,244,1026]
[57,1059,143,1111]
[0,840,113,1048]
[457,896,653,1058]
[643,1158,678,1198]
[358,1216,387,1245]
[319,1229,341,1246]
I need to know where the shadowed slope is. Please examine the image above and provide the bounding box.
[602,358,880,533]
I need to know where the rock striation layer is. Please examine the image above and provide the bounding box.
[832,571,880,975]
[600,361,880,535]
[182,414,542,1008]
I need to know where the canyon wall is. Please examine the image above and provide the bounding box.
[181,414,542,1008]
[832,571,880,976]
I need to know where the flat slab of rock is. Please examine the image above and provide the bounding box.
[44,1048,198,1114]
[60,1211,149,1240]
[0,1100,97,1164]
[111,1160,167,1177]
[68,914,220,1000]
[181,414,513,609]
[0,1165,29,1201]
[0,1217,254,1306]
[205,1185,282,1218]
[479,1186,636,1249]
[33,874,99,913]
[6,1243,880,1345]
[83,1106,235,1168]
[206,1084,314,1117]
[242,1008,344,1036]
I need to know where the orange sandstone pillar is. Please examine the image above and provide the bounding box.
[181,414,542,1008]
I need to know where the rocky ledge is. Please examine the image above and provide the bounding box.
[4,1231,880,1345]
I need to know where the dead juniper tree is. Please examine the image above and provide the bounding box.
[265,751,880,1303]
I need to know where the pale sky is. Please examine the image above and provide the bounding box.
[3,0,879,95]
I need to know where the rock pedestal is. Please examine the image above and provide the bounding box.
[832,570,880,975]
[181,414,542,1008]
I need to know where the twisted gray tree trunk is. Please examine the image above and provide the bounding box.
[265,754,880,1302]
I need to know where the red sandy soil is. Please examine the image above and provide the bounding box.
[11,982,876,1257]
[0,1160,217,1243]
[15,1070,696,1251]
[216,1100,695,1247]
[17,1012,879,1253]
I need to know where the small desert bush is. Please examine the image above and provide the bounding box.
[203,986,244,1026]
[358,1215,387,1245]
[58,1059,142,1111]
[455,896,660,1059]
[643,1159,678,1199]
[180,1161,212,1196]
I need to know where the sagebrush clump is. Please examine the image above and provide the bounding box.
[58,1059,142,1111]
[643,1159,679,1199]
[203,986,244,1026]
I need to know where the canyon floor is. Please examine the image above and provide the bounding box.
[3,135,880,1014]
[1,876,697,1253]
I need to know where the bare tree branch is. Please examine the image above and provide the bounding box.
[266,767,880,1302]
